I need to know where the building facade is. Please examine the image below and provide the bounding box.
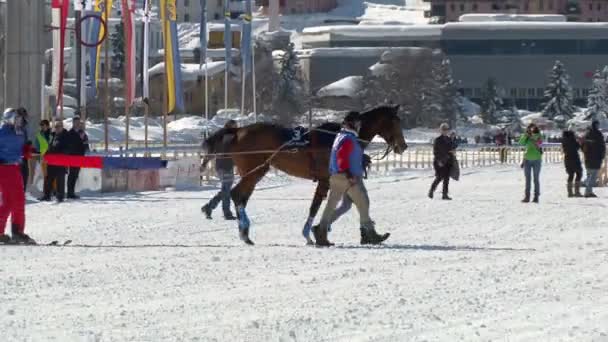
[299,21,608,110]
[425,0,608,22]
[257,0,338,14]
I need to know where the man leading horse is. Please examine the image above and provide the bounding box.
[312,111,390,246]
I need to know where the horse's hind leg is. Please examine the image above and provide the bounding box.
[231,165,270,245]
[302,179,329,245]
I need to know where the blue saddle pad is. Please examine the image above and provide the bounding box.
[282,126,310,148]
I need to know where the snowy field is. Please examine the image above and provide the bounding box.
[2,165,608,341]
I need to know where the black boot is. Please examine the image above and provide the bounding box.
[521,194,530,203]
[532,194,539,203]
[201,204,212,219]
[312,224,334,247]
[567,182,574,198]
[0,234,11,244]
[442,193,452,200]
[574,181,583,197]
[428,188,434,199]
[11,225,36,245]
[224,212,237,220]
[360,222,390,245]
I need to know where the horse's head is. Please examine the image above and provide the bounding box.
[360,104,408,154]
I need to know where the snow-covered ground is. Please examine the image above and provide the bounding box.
[3,165,607,341]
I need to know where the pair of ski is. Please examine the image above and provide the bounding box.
[0,240,72,246]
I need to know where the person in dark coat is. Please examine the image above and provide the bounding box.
[202,120,237,220]
[561,128,583,197]
[429,123,456,200]
[41,121,69,202]
[582,120,606,197]
[65,117,89,199]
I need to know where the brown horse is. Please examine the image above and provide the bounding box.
[202,105,408,245]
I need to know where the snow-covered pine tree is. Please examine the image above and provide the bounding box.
[480,77,502,125]
[586,66,608,120]
[273,43,304,124]
[110,21,125,77]
[434,58,461,127]
[542,60,574,124]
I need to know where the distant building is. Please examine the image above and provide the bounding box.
[299,20,608,110]
[424,0,608,23]
[257,0,338,14]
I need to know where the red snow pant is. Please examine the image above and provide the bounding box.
[0,165,25,235]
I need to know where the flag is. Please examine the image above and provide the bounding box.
[88,0,113,97]
[122,0,137,106]
[241,0,252,74]
[224,1,232,77]
[161,0,185,113]
[51,0,69,114]
[142,0,151,99]
[199,0,208,67]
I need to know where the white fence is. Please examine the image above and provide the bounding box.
[34,144,605,192]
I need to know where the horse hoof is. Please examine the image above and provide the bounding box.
[239,229,254,245]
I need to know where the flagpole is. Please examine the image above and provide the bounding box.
[104,0,110,152]
[200,0,209,138]
[240,62,245,116]
[143,0,150,151]
[123,0,131,151]
[224,3,231,111]
[80,0,87,125]
[252,42,256,122]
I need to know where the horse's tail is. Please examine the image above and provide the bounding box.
[201,127,237,168]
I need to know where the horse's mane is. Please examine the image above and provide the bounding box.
[315,122,341,132]
[360,104,398,119]
[203,127,238,153]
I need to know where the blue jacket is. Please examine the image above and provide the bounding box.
[0,124,26,164]
[329,129,363,177]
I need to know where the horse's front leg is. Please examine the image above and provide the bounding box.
[302,179,329,245]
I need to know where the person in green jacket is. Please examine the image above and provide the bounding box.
[519,123,543,203]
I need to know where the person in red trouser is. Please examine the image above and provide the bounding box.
[0,108,36,244]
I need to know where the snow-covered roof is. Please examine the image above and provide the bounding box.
[444,21,608,30]
[316,76,363,98]
[302,25,441,39]
[458,14,567,22]
[156,47,240,58]
[357,2,429,25]
[148,61,226,80]
[275,47,435,59]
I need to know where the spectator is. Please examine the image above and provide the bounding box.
[429,123,456,200]
[519,123,543,203]
[495,128,508,163]
[65,116,89,199]
[561,128,583,198]
[21,141,34,192]
[34,120,52,199]
[582,120,606,198]
[15,108,31,192]
[201,120,237,220]
[41,121,69,203]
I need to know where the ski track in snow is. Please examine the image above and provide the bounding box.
[1,165,608,341]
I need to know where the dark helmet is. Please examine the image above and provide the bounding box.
[343,111,361,125]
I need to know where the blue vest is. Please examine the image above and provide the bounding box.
[0,125,26,164]
[329,130,363,177]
